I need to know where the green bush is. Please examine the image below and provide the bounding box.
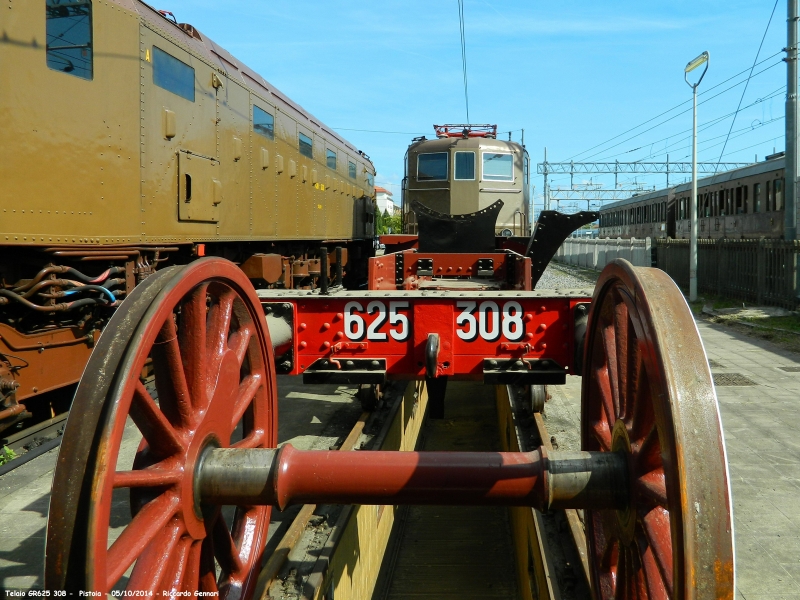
[0,445,17,466]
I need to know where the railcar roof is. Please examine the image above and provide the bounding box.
[600,156,784,211]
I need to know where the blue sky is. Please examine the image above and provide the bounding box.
[164,1,787,214]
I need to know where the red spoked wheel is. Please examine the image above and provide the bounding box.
[581,260,734,599]
[46,259,277,597]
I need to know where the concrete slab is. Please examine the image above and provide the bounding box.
[0,376,361,592]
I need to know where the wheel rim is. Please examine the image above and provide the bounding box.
[50,259,277,596]
[581,260,734,600]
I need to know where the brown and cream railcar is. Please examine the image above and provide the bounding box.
[599,155,786,240]
[0,0,376,433]
[597,190,669,239]
[402,125,532,236]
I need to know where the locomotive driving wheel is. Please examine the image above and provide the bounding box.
[581,260,734,599]
[46,259,278,597]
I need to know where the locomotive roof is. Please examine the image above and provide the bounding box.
[600,155,785,211]
[133,0,372,166]
[408,135,524,153]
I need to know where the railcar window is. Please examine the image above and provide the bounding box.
[366,172,374,188]
[766,180,773,211]
[454,151,475,180]
[46,0,93,80]
[253,106,274,140]
[482,153,513,181]
[348,160,357,179]
[153,47,195,102]
[754,183,762,212]
[299,133,313,158]
[417,153,447,181]
[775,179,784,210]
[326,149,337,170]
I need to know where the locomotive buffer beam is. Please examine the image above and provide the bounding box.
[196,444,628,513]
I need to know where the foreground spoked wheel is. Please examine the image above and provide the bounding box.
[46,259,277,597]
[581,260,734,599]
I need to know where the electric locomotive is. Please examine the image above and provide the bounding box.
[402,125,532,237]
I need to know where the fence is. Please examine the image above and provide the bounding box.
[656,238,800,309]
[555,237,654,270]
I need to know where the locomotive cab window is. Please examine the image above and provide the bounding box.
[46,0,93,80]
[454,151,475,180]
[417,153,447,181]
[299,133,313,158]
[326,149,337,170]
[348,160,357,179]
[366,172,375,188]
[253,106,274,140]
[153,47,195,102]
[482,152,513,182]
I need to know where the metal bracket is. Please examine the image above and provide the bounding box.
[482,358,566,385]
[395,253,405,285]
[573,302,590,376]
[417,258,433,277]
[476,258,494,277]
[303,358,387,384]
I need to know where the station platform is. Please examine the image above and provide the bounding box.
[1,316,799,598]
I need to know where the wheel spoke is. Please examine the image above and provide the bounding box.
[629,365,654,446]
[206,288,236,392]
[152,318,194,430]
[641,506,674,595]
[113,466,181,489]
[198,536,219,593]
[635,426,662,475]
[212,513,244,576]
[106,492,181,589]
[613,296,629,421]
[125,518,183,593]
[231,373,262,430]
[160,534,194,594]
[180,540,204,592]
[589,418,612,452]
[599,324,620,425]
[130,381,184,458]
[179,283,210,411]
[593,360,617,437]
[637,531,670,600]
[635,469,668,508]
[229,323,254,368]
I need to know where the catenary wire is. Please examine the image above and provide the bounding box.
[713,0,779,171]
[458,0,470,123]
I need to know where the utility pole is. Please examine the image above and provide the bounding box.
[786,0,798,241]
[543,147,548,211]
[685,51,710,303]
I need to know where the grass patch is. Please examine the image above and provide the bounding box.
[0,445,17,466]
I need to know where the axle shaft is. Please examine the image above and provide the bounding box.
[197,445,628,511]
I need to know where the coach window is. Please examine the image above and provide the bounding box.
[326,149,337,170]
[299,133,313,159]
[348,160,357,179]
[46,0,93,79]
[366,172,374,188]
[482,153,513,181]
[766,180,773,211]
[153,47,195,101]
[775,179,784,210]
[455,151,475,180]
[253,106,274,140]
[417,152,447,181]
[753,183,761,212]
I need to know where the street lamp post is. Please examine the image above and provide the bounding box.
[685,51,709,303]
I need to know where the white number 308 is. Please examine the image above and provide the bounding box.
[456,300,525,342]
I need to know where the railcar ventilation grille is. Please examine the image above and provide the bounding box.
[712,373,757,386]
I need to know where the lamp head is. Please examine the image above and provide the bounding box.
[685,51,710,73]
